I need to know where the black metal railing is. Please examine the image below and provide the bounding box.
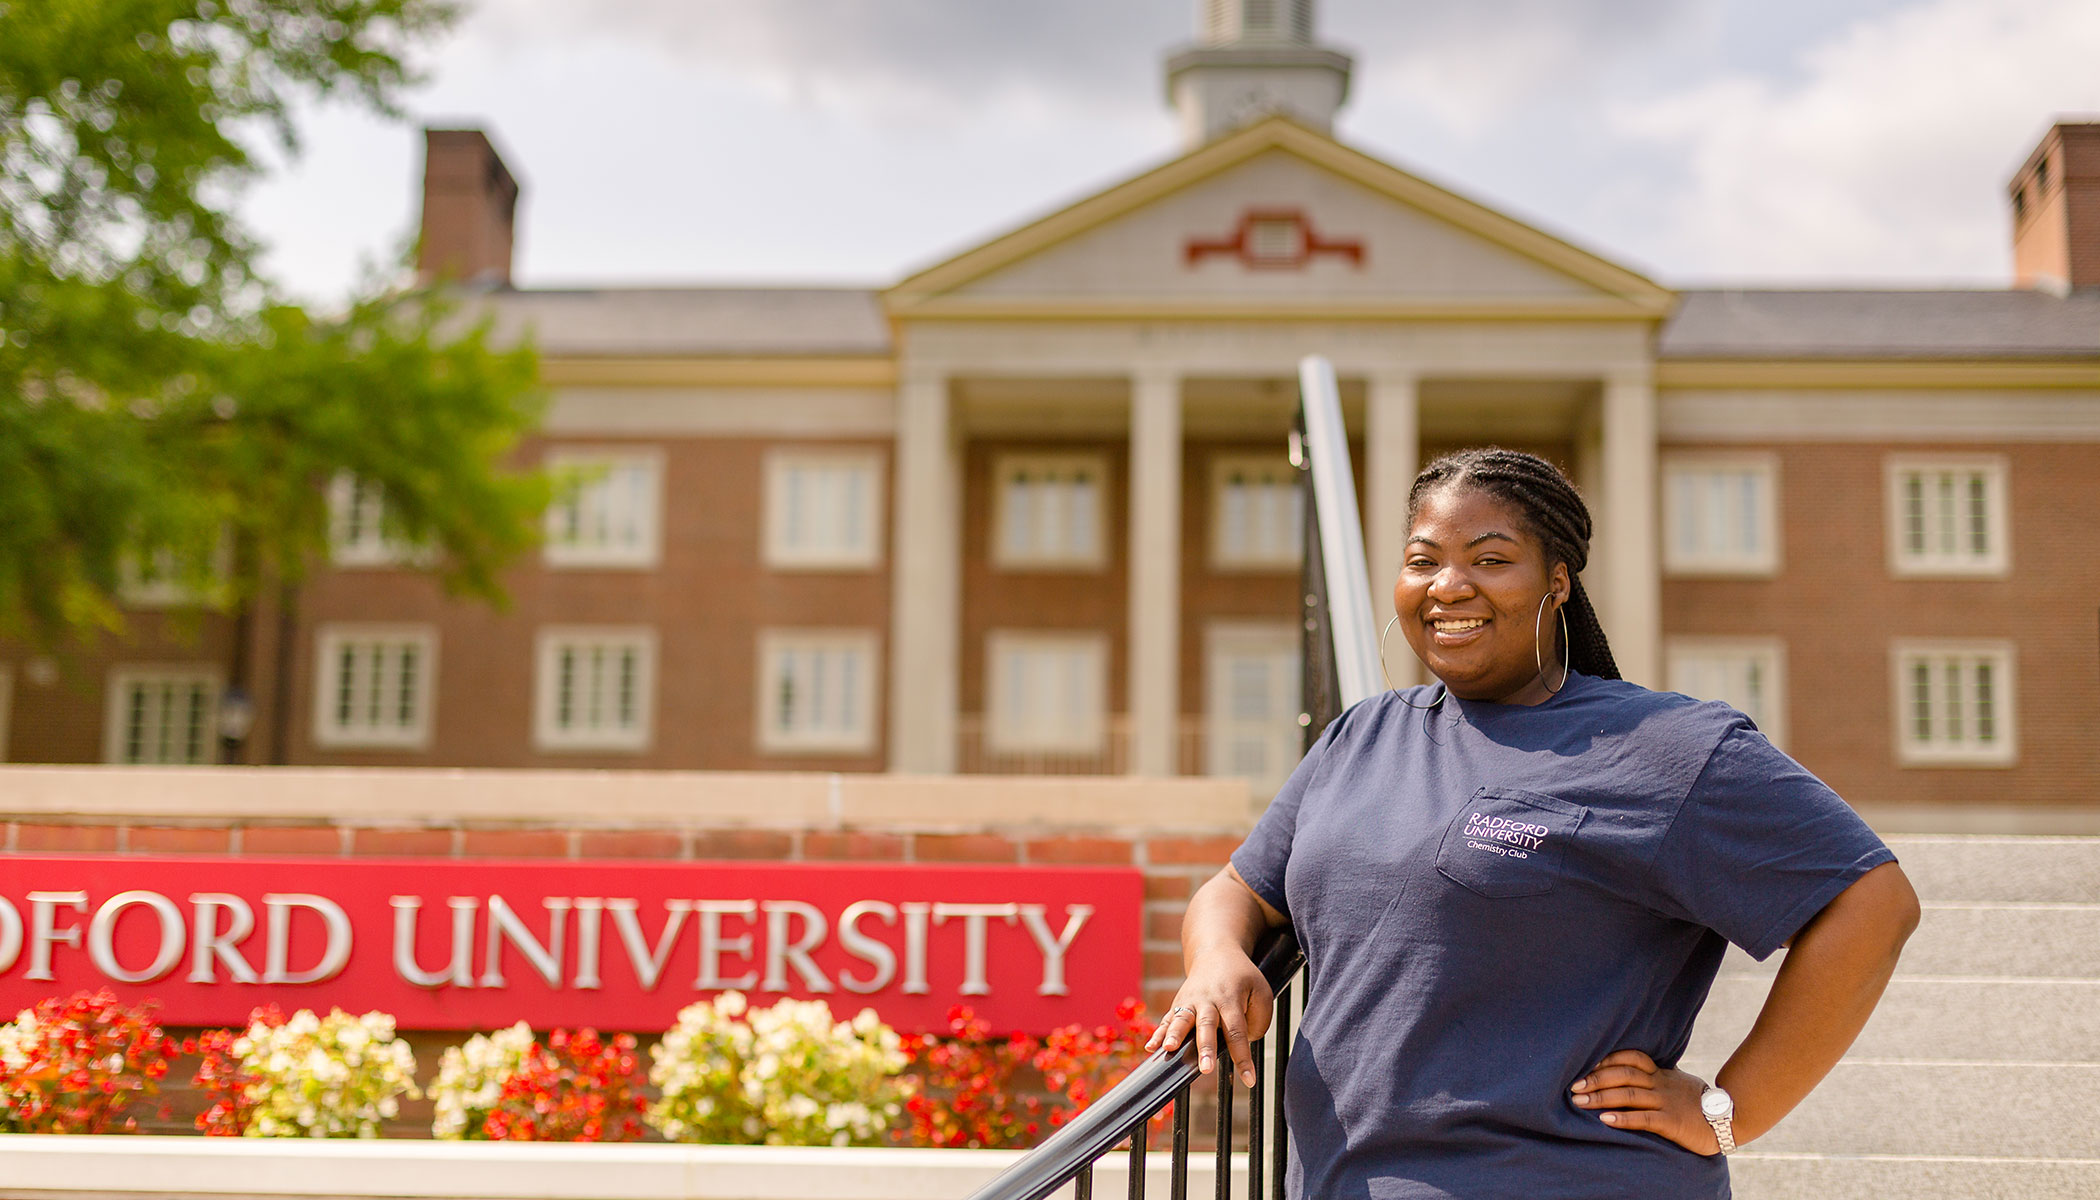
[961,928,1305,1200]
[965,355,1379,1200]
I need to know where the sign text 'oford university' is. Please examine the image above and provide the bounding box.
[0,857,1143,1032]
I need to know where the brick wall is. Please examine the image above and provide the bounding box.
[291,432,895,772]
[0,766,1256,1138]
[1661,440,2100,807]
[0,766,1257,1026]
[960,438,1132,721]
[1,611,244,765]
[2012,123,2100,291]
[1,816,1230,1023]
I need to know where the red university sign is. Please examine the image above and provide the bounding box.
[0,856,1144,1033]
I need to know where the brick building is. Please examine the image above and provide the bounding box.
[5,0,2097,811]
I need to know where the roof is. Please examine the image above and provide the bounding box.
[463,284,2100,364]
[1659,289,2100,359]
[885,115,1674,317]
[478,287,890,357]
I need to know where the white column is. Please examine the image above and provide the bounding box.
[1127,370,1182,776]
[1597,371,1661,687]
[888,369,962,773]
[1364,372,1421,688]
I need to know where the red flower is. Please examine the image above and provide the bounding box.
[0,990,176,1135]
[481,1028,646,1143]
[187,1006,287,1136]
[900,999,1166,1150]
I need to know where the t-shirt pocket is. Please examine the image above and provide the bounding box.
[1434,787,1588,899]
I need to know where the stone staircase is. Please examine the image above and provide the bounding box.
[1683,834,2100,1199]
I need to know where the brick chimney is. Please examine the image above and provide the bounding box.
[417,128,520,286]
[2009,121,2100,294]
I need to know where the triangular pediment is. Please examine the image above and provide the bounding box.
[884,118,1671,319]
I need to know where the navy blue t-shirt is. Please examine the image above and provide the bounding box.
[1231,672,1894,1200]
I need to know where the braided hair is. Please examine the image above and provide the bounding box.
[1406,448,1622,681]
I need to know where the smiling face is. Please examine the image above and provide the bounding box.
[1395,484,1571,706]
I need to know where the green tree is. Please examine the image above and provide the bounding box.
[0,0,545,653]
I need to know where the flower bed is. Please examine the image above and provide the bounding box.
[0,990,1162,1147]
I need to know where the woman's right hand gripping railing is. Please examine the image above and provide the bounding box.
[961,927,1304,1200]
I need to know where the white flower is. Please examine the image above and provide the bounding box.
[231,1009,419,1138]
[644,993,910,1147]
[429,1021,533,1140]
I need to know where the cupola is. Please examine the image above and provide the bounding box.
[1163,0,1354,148]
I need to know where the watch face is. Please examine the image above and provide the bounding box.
[1701,1088,1733,1118]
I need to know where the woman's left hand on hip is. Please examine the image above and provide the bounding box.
[1568,1048,1724,1155]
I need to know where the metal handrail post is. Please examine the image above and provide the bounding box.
[1297,354,1383,710]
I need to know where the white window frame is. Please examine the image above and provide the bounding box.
[1885,455,2010,578]
[762,449,885,570]
[1665,636,1788,749]
[103,665,221,766]
[991,452,1110,571]
[312,624,438,750]
[327,473,410,568]
[1890,640,2018,767]
[1210,455,1303,571]
[544,448,665,570]
[755,629,881,755]
[119,534,232,608]
[985,630,1109,755]
[1660,453,1780,577]
[1204,621,1304,794]
[534,626,657,753]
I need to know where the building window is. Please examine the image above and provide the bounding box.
[994,454,1107,569]
[764,450,883,569]
[119,535,231,608]
[1666,638,1787,748]
[1892,642,2016,766]
[545,449,663,569]
[986,631,1108,755]
[1212,456,1302,569]
[1205,623,1303,796]
[1662,455,1778,576]
[313,625,436,749]
[535,628,655,752]
[1887,456,2008,576]
[328,473,409,567]
[104,667,220,765]
[757,630,879,754]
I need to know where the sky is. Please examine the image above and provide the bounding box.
[239,0,2100,302]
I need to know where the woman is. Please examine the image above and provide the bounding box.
[1149,448,1919,1198]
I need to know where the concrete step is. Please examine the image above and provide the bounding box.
[1665,1062,2100,1159]
[1716,901,2100,980]
[1685,976,2100,1065]
[1883,835,2100,903]
[1730,1153,2100,1200]
[1677,835,2100,1195]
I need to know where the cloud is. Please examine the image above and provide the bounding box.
[1612,0,2100,281]
[1331,0,1706,134]
[457,0,1701,126]
[463,0,1183,119]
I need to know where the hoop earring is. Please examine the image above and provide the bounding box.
[1380,614,1446,709]
[1534,593,1571,695]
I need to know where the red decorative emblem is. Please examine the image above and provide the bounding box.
[1184,208,1364,270]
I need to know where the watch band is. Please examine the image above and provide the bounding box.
[1700,1084,1737,1155]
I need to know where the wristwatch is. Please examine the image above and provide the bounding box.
[1699,1083,1737,1155]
